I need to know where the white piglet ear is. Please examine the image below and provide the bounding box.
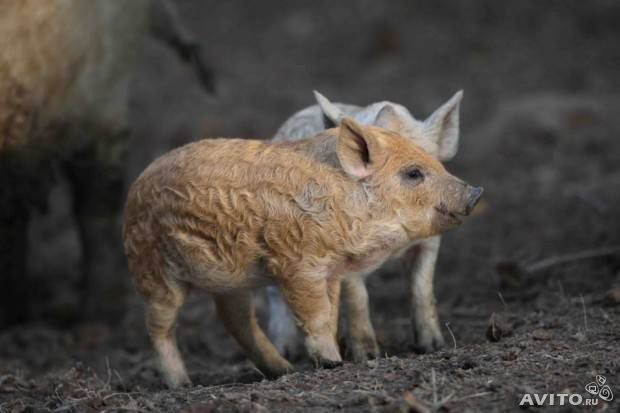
[314,90,345,125]
[373,104,401,129]
[424,90,463,161]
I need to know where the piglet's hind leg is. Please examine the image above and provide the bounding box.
[214,291,293,379]
[144,280,191,389]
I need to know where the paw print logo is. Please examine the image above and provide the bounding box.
[585,375,613,401]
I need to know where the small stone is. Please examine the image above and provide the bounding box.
[460,357,477,370]
[532,329,552,341]
[383,372,398,382]
[604,287,620,305]
[486,313,514,342]
[574,331,587,342]
[501,347,521,361]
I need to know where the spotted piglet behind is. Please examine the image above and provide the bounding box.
[123,118,482,388]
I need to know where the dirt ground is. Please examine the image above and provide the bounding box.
[2,1,620,412]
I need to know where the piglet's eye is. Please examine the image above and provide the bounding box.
[406,168,424,180]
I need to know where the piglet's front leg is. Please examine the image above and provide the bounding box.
[406,236,445,353]
[280,271,342,368]
[342,275,380,362]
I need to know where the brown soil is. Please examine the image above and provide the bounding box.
[2,1,620,412]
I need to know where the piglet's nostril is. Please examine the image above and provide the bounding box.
[465,186,483,215]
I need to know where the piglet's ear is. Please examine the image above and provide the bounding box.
[374,104,401,129]
[424,90,463,161]
[337,117,383,180]
[314,90,344,125]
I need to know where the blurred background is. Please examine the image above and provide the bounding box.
[1,0,619,410]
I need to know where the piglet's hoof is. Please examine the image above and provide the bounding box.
[261,360,295,379]
[412,335,445,354]
[346,334,380,363]
[306,334,342,369]
[318,358,343,369]
[163,373,192,390]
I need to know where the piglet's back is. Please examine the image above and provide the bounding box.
[123,137,348,277]
[125,137,342,215]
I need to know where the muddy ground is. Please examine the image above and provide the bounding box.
[2,1,620,412]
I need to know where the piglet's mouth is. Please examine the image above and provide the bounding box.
[434,203,464,224]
